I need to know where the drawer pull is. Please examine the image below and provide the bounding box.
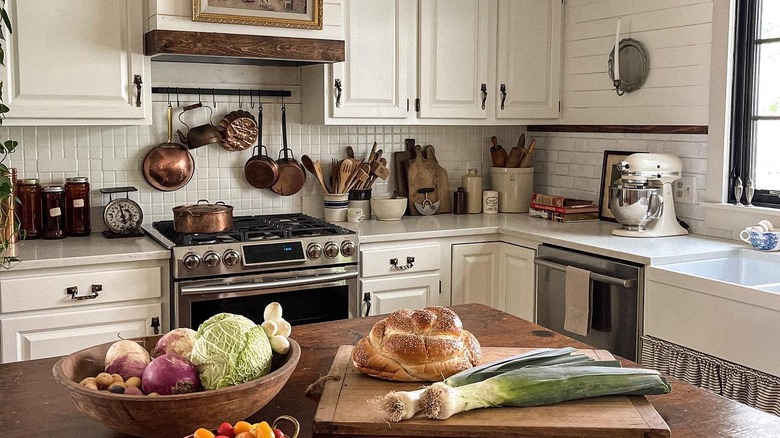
[390,257,415,270]
[66,284,102,301]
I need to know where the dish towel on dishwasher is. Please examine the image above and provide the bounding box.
[564,265,592,336]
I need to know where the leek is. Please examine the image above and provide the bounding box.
[377,347,602,422]
[420,365,672,420]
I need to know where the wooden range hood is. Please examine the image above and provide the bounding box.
[144,29,345,66]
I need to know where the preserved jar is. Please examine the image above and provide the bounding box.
[42,185,66,240]
[16,178,42,239]
[453,187,466,215]
[461,169,482,214]
[65,177,91,236]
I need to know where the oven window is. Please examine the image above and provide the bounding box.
[189,286,349,329]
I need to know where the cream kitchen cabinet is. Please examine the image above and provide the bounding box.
[451,241,536,321]
[302,0,562,125]
[0,0,151,125]
[359,242,441,316]
[0,259,167,363]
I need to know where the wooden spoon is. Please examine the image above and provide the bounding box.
[313,160,329,193]
[302,155,329,193]
[338,159,356,193]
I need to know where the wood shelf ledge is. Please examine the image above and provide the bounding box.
[144,29,345,66]
[528,125,708,135]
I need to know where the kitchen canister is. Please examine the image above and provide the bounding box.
[323,193,349,222]
[490,167,534,213]
[453,187,467,215]
[462,169,482,214]
[348,188,371,220]
[483,190,499,214]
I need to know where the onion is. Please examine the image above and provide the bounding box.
[104,340,151,381]
[142,353,201,395]
[151,327,196,358]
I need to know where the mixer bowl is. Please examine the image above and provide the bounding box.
[609,185,664,230]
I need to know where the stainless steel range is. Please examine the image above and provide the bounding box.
[144,214,359,329]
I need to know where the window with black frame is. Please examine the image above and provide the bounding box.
[731,0,780,207]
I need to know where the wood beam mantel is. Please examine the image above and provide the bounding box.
[144,29,345,66]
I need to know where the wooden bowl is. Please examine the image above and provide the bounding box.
[52,336,300,438]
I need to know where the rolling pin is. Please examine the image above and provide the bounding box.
[490,136,509,167]
[518,139,536,168]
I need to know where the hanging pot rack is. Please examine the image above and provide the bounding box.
[151,87,292,107]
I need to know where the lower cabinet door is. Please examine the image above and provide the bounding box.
[360,272,440,317]
[1,303,161,363]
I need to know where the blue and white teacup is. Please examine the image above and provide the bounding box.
[739,229,780,251]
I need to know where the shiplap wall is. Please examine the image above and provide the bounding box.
[560,0,713,125]
[147,0,343,40]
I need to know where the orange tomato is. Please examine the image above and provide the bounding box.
[193,428,216,438]
[251,421,274,438]
[233,421,252,435]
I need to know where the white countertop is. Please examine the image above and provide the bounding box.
[6,233,170,271]
[348,214,745,265]
[6,214,749,271]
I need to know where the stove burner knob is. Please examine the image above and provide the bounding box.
[182,253,201,271]
[203,251,221,269]
[306,243,323,260]
[323,241,340,259]
[223,249,240,267]
[340,240,356,257]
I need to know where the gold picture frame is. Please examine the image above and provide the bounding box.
[193,0,323,30]
[598,150,638,222]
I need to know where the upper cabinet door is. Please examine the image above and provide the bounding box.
[1,0,151,125]
[495,0,562,119]
[418,0,490,119]
[332,0,416,119]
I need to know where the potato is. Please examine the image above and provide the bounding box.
[108,382,126,391]
[111,373,124,383]
[125,376,142,388]
[95,372,114,388]
[124,386,143,396]
[79,377,97,386]
[83,382,99,390]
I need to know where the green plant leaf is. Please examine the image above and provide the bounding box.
[0,46,5,66]
[3,139,17,152]
[1,8,12,35]
[0,104,10,114]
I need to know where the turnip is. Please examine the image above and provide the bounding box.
[151,327,197,359]
[142,353,201,395]
[104,340,151,381]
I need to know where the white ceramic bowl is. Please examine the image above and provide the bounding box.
[370,196,407,221]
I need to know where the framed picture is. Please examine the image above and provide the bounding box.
[193,0,323,29]
[598,150,638,222]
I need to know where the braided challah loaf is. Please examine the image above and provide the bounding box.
[351,306,482,381]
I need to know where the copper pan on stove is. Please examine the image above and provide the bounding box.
[142,105,195,191]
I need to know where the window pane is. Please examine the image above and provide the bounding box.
[755,42,780,116]
[760,0,780,39]
[753,120,780,191]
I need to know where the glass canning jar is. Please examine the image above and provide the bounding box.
[42,185,66,239]
[65,177,91,236]
[16,178,42,239]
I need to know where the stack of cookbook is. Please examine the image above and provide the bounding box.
[528,193,599,223]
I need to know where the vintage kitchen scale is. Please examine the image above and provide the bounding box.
[99,186,144,238]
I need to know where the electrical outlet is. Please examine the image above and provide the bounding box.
[674,177,696,204]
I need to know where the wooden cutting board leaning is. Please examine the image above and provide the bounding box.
[313,346,670,437]
[404,140,451,215]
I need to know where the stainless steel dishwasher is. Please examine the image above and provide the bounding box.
[534,244,643,361]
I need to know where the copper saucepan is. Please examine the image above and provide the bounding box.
[269,104,305,196]
[244,105,280,189]
[172,200,233,234]
[142,105,195,192]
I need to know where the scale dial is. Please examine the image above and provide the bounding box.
[103,198,143,234]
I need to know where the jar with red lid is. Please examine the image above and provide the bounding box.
[16,178,42,239]
[42,185,66,239]
[65,177,91,236]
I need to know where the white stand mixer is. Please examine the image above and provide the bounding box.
[610,153,688,238]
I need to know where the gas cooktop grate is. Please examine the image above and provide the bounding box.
[152,213,353,246]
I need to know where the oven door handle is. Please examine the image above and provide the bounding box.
[180,271,358,295]
[534,258,636,288]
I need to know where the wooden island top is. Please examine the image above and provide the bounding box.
[1,304,779,437]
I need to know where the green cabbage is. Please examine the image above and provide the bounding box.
[189,313,273,390]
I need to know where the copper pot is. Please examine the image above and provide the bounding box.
[142,105,195,192]
[172,200,233,234]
